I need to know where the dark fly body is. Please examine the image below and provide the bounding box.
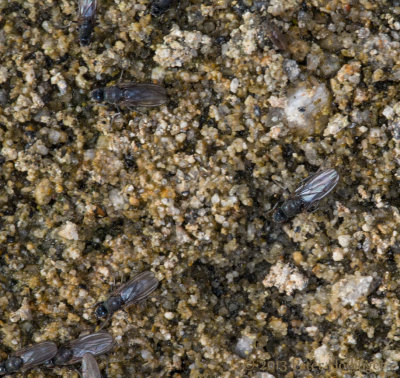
[95,271,159,321]
[91,83,167,108]
[0,341,57,375]
[53,332,113,366]
[82,353,101,378]
[78,0,97,46]
[151,0,175,16]
[273,168,339,223]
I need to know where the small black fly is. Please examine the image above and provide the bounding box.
[78,0,97,46]
[0,341,58,375]
[52,332,113,366]
[91,83,167,108]
[272,168,339,223]
[95,271,158,325]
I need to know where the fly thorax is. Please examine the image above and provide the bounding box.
[54,347,73,365]
[106,296,124,313]
[105,88,122,103]
[282,198,303,216]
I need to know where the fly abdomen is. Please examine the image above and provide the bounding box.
[78,0,97,46]
[79,21,94,46]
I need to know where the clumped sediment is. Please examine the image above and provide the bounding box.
[1,0,400,376]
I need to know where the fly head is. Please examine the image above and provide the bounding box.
[91,89,104,102]
[4,357,23,373]
[272,208,287,223]
[95,303,109,319]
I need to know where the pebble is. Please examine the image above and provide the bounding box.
[234,335,255,358]
[34,178,53,206]
[58,222,79,241]
[1,1,399,376]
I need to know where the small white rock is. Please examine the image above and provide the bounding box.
[338,234,351,248]
[211,193,220,204]
[58,221,79,241]
[332,249,344,261]
[175,133,186,143]
[230,78,239,93]
[109,189,125,210]
[332,274,373,306]
[141,350,152,360]
[98,266,109,277]
[1,147,18,161]
[263,261,308,295]
[324,113,350,136]
[234,335,255,358]
[314,345,333,366]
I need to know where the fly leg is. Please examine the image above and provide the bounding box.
[59,20,75,29]
[97,316,112,331]
[268,178,290,217]
[266,200,281,217]
[271,179,291,196]
[109,105,123,126]
[125,105,146,116]
[305,201,320,213]
[73,366,83,378]
[118,70,124,83]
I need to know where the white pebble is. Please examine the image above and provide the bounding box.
[230,78,239,93]
[338,235,351,247]
[58,221,79,241]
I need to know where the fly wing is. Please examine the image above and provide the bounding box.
[119,271,159,305]
[67,332,113,365]
[14,342,58,372]
[78,0,97,20]
[294,169,339,204]
[118,83,167,107]
[82,353,101,378]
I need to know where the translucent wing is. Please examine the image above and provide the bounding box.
[116,271,159,305]
[14,341,58,372]
[294,169,339,204]
[118,83,167,107]
[79,0,97,20]
[82,353,101,378]
[66,332,113,365]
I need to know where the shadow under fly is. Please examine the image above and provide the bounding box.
[272,168,339,223]
[95,271,159,329]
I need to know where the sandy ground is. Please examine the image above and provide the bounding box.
[1,0,400,377]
